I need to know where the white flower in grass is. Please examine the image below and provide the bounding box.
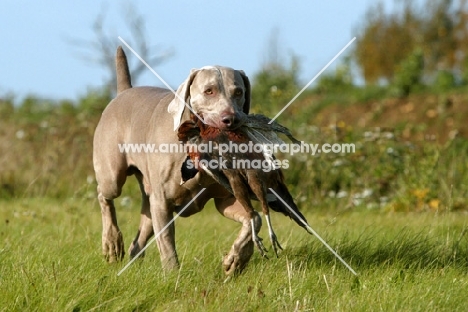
[336,190,348,198]
[86,175,94,184]
[16,129,25,139]
[120,196,132,207]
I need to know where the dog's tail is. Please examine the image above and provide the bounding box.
[116,46,132,94]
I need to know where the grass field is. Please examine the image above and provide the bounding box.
[2,87,468,311]
[1,198,467,311]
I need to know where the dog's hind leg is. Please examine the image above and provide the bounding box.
[93,128,130,263]
[96,171,127,263]
[98,193,125,262]
[129,170,154,259]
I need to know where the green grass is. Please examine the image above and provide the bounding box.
[3,55,468,311]
[1,198,468,311]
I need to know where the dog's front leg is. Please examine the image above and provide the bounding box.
[149,192,179,270]
[215,197,262,275]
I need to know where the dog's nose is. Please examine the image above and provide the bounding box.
[221,115,236,127]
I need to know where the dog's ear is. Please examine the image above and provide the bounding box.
[168,69,199,131]
[238,70,251,114]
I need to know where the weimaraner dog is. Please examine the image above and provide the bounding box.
[93,47,261,274]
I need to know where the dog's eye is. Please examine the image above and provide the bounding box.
[205,89,213,95]
[233,89,243,97]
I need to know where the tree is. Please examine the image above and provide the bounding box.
[353,1,421,84]
[68,4,173,93]
[353,0,468,85]
[251,30,300,115]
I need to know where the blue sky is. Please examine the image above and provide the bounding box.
[1,0,392,101]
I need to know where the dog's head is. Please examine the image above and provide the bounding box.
[168,66,250,131]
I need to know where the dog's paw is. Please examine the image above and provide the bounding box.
[102,229,125,263]
[128,241,146,260]
[222,240,254,275]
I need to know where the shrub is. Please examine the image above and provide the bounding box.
[250,55,300,116]
[315,59,354,94]
[391,49,425,97]
[434,70,456,92]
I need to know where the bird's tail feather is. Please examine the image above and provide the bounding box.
[267,183,310,232]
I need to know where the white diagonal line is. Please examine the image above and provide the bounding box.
[269,37,356,124]
[117,188,206,276]
[118,36,205,124]
[268,188,358,276]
